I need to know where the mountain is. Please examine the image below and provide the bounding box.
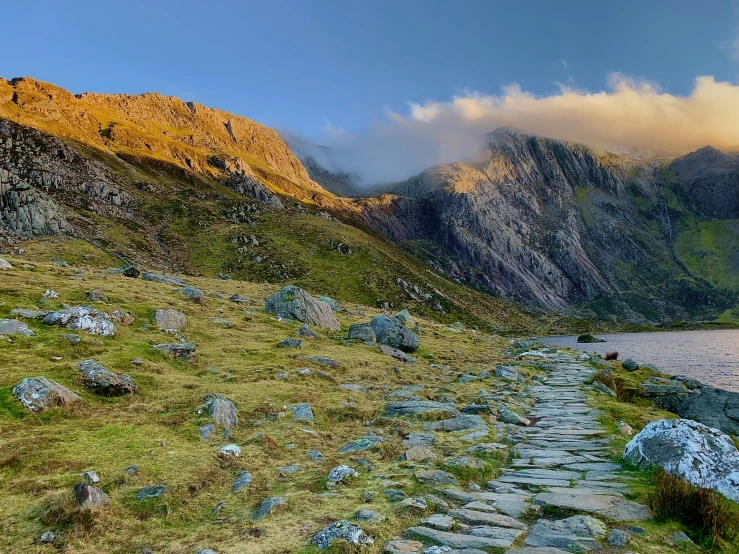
[0,77,544,333]
[357,129,737,323]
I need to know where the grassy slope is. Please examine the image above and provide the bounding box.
[0,250,523,554]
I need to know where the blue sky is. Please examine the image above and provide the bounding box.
[2,0,738,138]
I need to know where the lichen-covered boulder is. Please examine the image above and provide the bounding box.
[77,359,137,396]
[182,286,206,306]
[265,285,340,331]
[311,520,374,550]
[43,306,115,336]
[623,418,739,501]
[155,309,187,330]
[0,318,34,336]
[369,314,419,352]
[205,395,238,428]
[326,465,358,486]
[13,377,81,412]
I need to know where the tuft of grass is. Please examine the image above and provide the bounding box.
[649,470,739,548]
[604,351,619,361]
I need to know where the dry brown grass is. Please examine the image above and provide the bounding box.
[604,351,619,360]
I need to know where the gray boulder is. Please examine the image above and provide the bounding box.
[86,289,108,302]
[137,484,167,501]
[0,318,34,336]
[74,484,110,510]
[0,257,13,269]
[624,418,739,502]
[495,365,520,381]
[297,324,318,338]
[155,309,187,330]
[13,377,81,412]
[10,308,49,319]
[277,337,302,348]
[232,470,252,492]
[182,286,206,305]
[77,359,137,396]
[206,395,238,428]
[395,308,414,325]
[311,520,374,549]
[348,323,376,342]
[327,465,359,486]
[43,306,115,336]
[369,315,419,352]
[265,285,340,330]
[290,402,314,422]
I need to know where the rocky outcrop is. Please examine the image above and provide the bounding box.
[265,285,340,330]
[624,418,739,501]
[43,306,116,336]
[13,377,81,412]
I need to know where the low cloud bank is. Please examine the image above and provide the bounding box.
[304,75,739,186]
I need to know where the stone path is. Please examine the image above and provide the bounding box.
[382,352,650,554]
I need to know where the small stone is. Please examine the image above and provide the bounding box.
[124,465,139,475]
[307,450,325,463]
[398,497,428,510]
[43,289,59,299]
[182,286,206,305]
[402,445,437,462]
[0,257,13,270]
[415,470,458,485]
[420,513,454,531]
[298,324,319,338]
[39,531,56,544]
[495,365,520,381]
[154,342,197,361]
[382,540,424,554]
[671,531,693,544]
[618,421,634,436]
[498,408,531,426]
[87,289,108,302]
[290,402,314,422]
[200,423,215,441]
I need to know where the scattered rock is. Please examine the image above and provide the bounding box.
[74,483,110,509]
[206,395,238,428]
[327,465,358,486]
[232,470,252,492]
[154,342,196,361]
[607,529,630,546]
[43,289,59,299]
[290,402,314,422]
[219,444,241,457]
[495,365,520,381]
[82,470,100,484]
[623,418,739,501]
[395,308,414,325]
[0,318,34,336]
[356,509,385,522]
[312,520,374,549]
[87,289,108,302]
[370,314,419,352]
[308,450,325,463]
[498,408,531,426]
[39,531,56,544]
[0,257,13,269]
[182,286,206,305]
[402,445,437,462]
[200,423,215,441]
[415,469,458,485]
[252,496,287,520]
[265,285,341,330]
[58,333,81,344]
[524,515,606,551]
[77,359,138,395]
[383,401,460,418]
[277,337,302,348]
[622,359,639,372]
[382,540,424,554]
[338,434,383,452]
[155,309,187,330]
[304,356,340,368]
[12,377,81,412]
[137,484,167,501]
[141,272,187,286]
[298,324,318,338]
[43,306,115,336]
[618,421,634,436]
[10,308,50,319]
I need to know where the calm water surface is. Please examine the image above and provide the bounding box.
[541,329,739,392]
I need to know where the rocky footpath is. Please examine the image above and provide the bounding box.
[372,351,651,554]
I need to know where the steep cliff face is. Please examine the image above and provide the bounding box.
[359,130,732,321]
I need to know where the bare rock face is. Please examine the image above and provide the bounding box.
[265,285,340,331]
[13,376,81,412]
[43,306,116,336]
[77,359,138,396]
[155,309,187,330]
[624,418,739,502]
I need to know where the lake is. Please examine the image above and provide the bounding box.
[541,329,739,392]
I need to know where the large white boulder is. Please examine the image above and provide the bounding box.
[623,418,739,501]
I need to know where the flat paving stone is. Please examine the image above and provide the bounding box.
[447,508,527,529]
[408,526,515,549]
[533,492,650,521]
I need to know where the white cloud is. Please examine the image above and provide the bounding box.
[312,74,739,186]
